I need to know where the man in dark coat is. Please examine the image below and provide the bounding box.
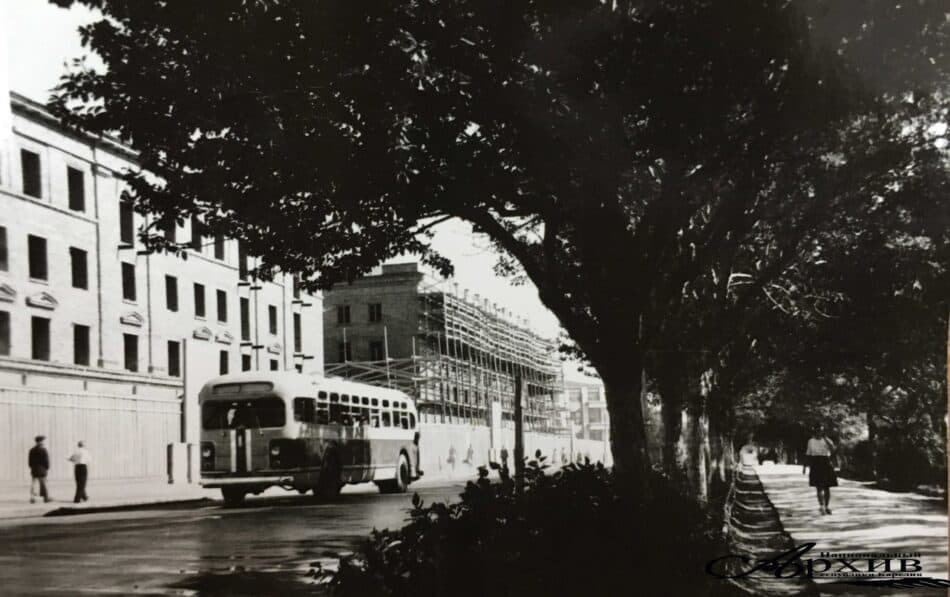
[29,435,51,503]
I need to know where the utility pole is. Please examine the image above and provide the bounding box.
[514,374,524,495]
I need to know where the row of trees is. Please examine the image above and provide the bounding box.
[49,0,949,501]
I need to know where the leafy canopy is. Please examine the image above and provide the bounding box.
[49,0,949,380]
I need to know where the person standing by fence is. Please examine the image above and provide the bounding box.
[28,436,51,504]
[68,441,91,503]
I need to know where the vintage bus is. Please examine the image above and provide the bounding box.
[198,372,421,505]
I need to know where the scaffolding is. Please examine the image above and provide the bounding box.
[325,277,565,432]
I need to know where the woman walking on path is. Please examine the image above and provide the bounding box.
[802,425,837,515]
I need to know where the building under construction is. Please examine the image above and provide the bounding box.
[323,263,563,432]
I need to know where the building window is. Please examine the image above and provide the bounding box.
[239,297,250,341]
[70,247,88,289]
[27,235,47,280]
[119,200,134,245]
[216,289,227,322]
[167,340,181,377]
[293,313,301,353]
[164,275,178,312]
[0,227,7,271]
[268,305,278,335]
[0,311,9,356]
[337,305,350,324]
[32,316,50,361]
[337,342,351,362]
[162,219,176,243]
[269,359,279,371]
[241,354,252,371]
[369,340,384,361]
[193,283,205,318]
[67,167,85,212]
[214,234,225,260]
[238,241,248,280]
[368,303,382,323]
[219,350,229,375]
[122,262,136,301]
[190,216,203,251]
[73,324,90,366]
[292,276,300,299]
[123,333,138,372]
[21,149,41,198]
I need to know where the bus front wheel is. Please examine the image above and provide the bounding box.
[377,454,410,494]
[221,487,246,507]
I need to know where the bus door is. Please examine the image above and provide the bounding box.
[235,427,249,473]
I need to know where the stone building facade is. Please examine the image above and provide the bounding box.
[0,90,323,482]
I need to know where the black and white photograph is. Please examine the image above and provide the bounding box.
[0,1,947,595]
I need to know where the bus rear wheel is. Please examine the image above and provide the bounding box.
[221,487,246,507]
[316,456,342,499]
[377,454,410,494]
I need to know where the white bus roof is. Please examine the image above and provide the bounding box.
[199,371,415,405]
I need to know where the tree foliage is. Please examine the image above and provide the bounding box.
[49,0,950,479]
[316,459,719,596]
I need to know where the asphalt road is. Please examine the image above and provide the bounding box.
[0,482,464,596]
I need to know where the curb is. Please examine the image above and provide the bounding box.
[43,496,215,517]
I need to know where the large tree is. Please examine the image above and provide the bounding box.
[50,0,949,483]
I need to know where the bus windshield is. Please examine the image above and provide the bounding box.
[202,397,286,430]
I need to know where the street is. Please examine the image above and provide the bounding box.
[0,483,464,596]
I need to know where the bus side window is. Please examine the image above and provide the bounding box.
[401,414,410,430]
[293,397,316,423]
[371,409,380,428]
[409,413,416,429]
[329,393,341,424]
[340,404,352,426]
[315,391,329,424]
[382,412,391,427]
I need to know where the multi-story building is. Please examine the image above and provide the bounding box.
[0,89,323,483]
[322,262,563,432]
[564,375,610,443]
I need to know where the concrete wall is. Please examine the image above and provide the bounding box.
[0,360,181,482]
[418,422,613,482]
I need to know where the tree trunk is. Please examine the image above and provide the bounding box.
[602,373,649,486]
[684,392,709,503]
[657,369,687,478]
[706,382,736,503]
[707,416,734,503]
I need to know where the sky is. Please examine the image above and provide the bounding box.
[3,0,567,344]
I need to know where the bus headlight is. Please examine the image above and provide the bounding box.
[270,445,281,457]
[200,442,215,472]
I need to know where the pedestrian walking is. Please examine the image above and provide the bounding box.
[739,434,759,468]
[68,441,91,503]
[28,435,51,504]
[447,445,457,473]
[500,446,509,470]
[463,444,474,466]
[802,424,838,515]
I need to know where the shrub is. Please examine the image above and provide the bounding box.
[318,458,723,597]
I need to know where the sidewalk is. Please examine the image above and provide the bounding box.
[0,474,467,521]
[0,477,218,520]
[757,464,948,596]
